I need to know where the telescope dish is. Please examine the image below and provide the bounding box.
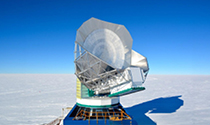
[84,29,125,69]
[76,17,133,69]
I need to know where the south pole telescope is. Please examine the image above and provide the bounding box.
[63,17,149,125]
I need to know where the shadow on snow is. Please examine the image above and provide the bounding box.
[125,95,184,125]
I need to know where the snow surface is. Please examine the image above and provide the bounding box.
[0,74,210,125]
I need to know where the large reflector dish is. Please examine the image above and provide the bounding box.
[76,17,133,69]
[84,29,125,69]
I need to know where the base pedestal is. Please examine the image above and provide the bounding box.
[63,103,134,125]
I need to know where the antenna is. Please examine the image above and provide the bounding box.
[64,17,149,124]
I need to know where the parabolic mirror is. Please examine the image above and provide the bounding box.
[76,17,133,69]
[83,29,125,69]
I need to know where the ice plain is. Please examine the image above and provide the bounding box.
[0,74,210,125]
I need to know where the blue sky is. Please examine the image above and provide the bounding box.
[0,0,210,74]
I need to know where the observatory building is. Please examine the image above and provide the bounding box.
[63,18,149,125]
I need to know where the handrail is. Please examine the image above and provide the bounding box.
[73,109,132,123]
